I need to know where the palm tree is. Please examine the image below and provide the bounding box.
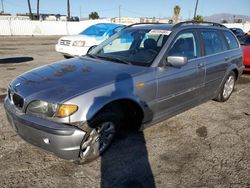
[67,0,70,21]
[173,5,181,23]
[37,0,40,20]
[194,15,203,21]
[27,0,33,20]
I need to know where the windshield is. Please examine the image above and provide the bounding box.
[89,27,170,67]
[80,23,121,37]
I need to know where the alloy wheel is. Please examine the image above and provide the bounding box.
[223,75,235,99]
[80,121,116,161]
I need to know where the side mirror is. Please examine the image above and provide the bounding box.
[87,45,98,54]
[166,56,187,67]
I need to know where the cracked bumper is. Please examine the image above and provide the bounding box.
[4,97,86,160]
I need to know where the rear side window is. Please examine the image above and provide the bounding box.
[201,30,227,55]
[223,31,239,49]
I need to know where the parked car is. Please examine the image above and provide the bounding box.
[4,21,244,163]
[239,34,250,71]
[55,23,125,58]
[230,28,245,39]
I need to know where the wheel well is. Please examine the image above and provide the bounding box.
[95,99,144,131]
[232,69,239,80]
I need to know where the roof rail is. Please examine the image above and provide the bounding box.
[125,22,165,28]
[173,20,226,29]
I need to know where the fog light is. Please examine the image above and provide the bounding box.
[43,138,50,144]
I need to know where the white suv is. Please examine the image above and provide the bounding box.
[55,23,124,58]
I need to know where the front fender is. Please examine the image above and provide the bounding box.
[65,83,151,123]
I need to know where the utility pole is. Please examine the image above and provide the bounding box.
[118,5,121,23]
[27,0,33,20]
[67,0,70,21]
[193,0,199,20]
[1,0,4,13]
[37,0,40,20]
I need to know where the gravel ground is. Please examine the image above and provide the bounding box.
[0,36,249,188]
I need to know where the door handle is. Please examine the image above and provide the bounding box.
[197,63,204,68]
[224,57,230,61]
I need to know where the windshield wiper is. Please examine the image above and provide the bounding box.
[96,55,131,65]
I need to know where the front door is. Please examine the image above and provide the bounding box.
[155,30,205,119]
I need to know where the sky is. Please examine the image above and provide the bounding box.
[1,0,250,19]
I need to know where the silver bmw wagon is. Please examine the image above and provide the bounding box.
[4,21,244,162]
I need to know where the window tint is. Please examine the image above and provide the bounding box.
[239,35,250,45]
[223,31,239,49]
[230,28,244,36]
[201,30,227,55]
[102,32,133,53]
[168,32,199,60]
[140,33,169,48]
[107,26,124,37]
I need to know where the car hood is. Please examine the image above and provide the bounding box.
[10,57,147,103]
[60,35,106,42]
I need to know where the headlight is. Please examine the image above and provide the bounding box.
[72,40,85,47]
[56,104,78,118]
[26,100,78,118]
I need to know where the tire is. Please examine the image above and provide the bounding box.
[79,112,120,163]
[214,71,236,102]
[63,55,72,59]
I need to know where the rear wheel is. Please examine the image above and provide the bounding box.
[214,72,236,102]
[79,112,119,163]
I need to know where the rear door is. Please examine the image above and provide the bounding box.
[199,29,229,99]
[155,30,205,119]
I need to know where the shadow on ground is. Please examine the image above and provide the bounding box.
[237,73,250,85]
[101,132,155,188]
[0,57,34,64]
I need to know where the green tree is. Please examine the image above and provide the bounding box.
[89,12,100,20]
[173,5,181,23]
[221,19,228,23]
[194,15,203,21]
[168,19,173,24]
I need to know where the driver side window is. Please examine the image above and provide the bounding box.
[168,32,199,60]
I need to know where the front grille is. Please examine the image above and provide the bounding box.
[12,93,24,109]
[60,40,71,46]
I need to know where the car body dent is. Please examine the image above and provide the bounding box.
[65,68,157,124]
[4,22,244,160]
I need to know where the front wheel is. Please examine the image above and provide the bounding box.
[79,112,119,163]
[214,72,236,102]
